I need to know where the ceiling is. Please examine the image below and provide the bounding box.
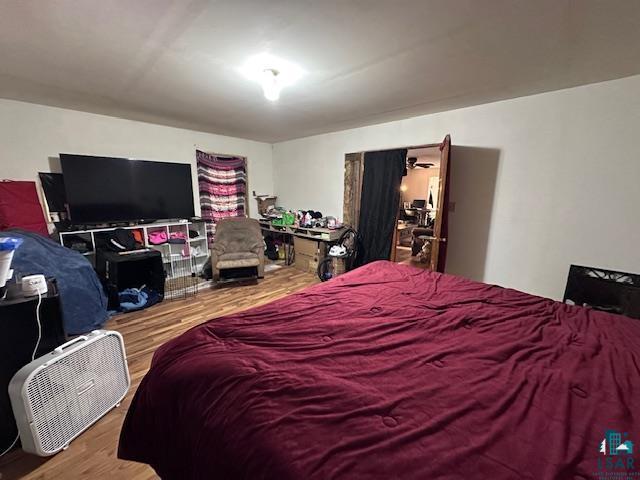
[1,0,639,143]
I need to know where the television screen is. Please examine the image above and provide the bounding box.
[60,154,195,223]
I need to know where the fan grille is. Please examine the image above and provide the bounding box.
[25,334,128,454]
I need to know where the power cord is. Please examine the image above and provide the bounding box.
[0,290,43,458]
[31,290,43,362]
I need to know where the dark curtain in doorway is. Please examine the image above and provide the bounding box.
[356,149,407,266]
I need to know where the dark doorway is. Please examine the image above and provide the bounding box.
[345,135,452,272]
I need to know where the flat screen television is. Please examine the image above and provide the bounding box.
[60,154,195,224]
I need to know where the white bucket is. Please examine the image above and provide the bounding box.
[0,249,15,288]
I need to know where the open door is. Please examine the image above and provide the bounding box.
[429,134,451,272]
[343,135,451,271]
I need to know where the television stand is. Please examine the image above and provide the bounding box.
[58,220,210,291]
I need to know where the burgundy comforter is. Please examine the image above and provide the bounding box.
[119,261,640,479]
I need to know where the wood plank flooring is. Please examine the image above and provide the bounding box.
[395,246,430,269]
[0,267,318,480]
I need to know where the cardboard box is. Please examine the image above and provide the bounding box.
[308,258,319,275]
[255,196,277,216]
[294,238,325,271]
[295,252,313,272]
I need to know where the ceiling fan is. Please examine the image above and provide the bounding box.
[407,157,434,169]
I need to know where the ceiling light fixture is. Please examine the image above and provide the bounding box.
[240,53,304,102]
[261,68,281,101]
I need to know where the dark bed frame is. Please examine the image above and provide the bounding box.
[563,265,640,319]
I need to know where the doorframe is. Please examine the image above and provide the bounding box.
[348,142,442,155]
[343,137,450,269]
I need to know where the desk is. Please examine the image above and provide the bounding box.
[259,221,345,241]
[401,208,435,227]
[259,221,345,267]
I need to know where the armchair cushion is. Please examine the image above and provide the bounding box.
[218,252,259,262]
[216,252,260,269]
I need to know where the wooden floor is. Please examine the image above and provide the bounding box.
[395,246,430,270]
[0,267,318,480]
[394,245,412,264]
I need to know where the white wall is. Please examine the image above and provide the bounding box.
[0,99,273,218]
[272,75,640,300]
[401,167,440,206]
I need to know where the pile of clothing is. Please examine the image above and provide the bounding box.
[148,230,192,257]
[116,286,162,313]
[296,210,323,227]
[294,210,342,229]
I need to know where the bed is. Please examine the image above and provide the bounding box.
[118,261,640,479]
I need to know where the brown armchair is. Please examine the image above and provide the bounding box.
[210,218,265,281]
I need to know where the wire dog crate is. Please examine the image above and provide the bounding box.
[165,254,199,300]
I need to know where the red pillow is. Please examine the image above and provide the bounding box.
[0,180,49,236]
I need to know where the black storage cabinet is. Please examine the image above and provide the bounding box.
[0,278,66,451]
[95,250,165,310]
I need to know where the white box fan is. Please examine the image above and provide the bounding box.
[8,330,130,456]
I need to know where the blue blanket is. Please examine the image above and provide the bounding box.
[118,286,162,312]
[0,230,108,334]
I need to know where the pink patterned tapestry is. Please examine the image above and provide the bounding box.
[196,150,247,244]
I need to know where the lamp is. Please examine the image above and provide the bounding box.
[400,184,408,207]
